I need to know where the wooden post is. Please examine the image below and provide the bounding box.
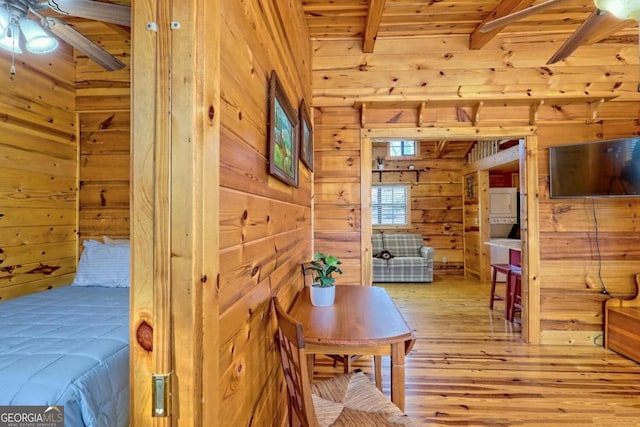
[131,0,220,425]
[521,135,540,345]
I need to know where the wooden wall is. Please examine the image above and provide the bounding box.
[75,20,131,243]
[313,107,362,283]
[537,124,640,345]
[218,1,312,425]
[0,49,77,300]
[311,34,640,344]
[0,19,130,301]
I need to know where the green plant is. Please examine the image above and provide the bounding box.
[309,252,343,287]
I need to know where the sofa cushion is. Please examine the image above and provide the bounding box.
[382,234,423,257]
[384,257,432,283]
[372,257,387,267]
[387,257,428,268]
[372,233,384,255]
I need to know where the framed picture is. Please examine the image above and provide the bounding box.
[268,70,299,187]
[299,99,313,171]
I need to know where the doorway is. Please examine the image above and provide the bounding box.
[360,127,540,344]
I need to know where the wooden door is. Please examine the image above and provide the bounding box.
[131,0,221,425]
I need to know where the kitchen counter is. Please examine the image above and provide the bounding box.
[485,238,521,251]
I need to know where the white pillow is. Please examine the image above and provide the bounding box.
[103,236,130,245]
[72,239,130,288]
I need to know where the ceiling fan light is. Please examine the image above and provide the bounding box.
[19,18,57,54]
[0,22,21,54]
[595,0,640,19]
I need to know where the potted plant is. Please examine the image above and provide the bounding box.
[375,156,384,170]
[308,252,343,307]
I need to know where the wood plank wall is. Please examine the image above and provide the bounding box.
[311,35,640,345]
[536,124,640,345]
[0,49,77,300]
[74,21,131,243]
[218,1,311,425]
[313,107,362,283]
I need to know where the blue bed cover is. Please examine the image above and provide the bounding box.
[0,286,129,427]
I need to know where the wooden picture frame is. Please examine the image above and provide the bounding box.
[268,70,299,187]
[299,99,313,171]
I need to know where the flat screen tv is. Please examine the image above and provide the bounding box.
[549,137,640,198]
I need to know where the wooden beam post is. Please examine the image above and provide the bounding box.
[587,98,605,124]
[418,101,426,127]
[473,101,483,126]
[529,100,544,125]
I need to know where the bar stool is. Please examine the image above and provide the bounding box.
[507,267,522,321]
[489,262,510,310]
[505,249,522,322]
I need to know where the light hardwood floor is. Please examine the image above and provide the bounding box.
[312,276,640,426]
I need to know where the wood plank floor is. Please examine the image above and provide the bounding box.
[311,276,640,426]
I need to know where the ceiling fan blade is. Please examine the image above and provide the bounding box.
[43,17,125,70]
[47,0,131,27]
[481,0,570,33]
[546,9,612,64]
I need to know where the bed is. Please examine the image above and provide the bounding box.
[0,239,130,427]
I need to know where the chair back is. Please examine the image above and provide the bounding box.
[272,297,319,427]
[508,249,521,268]
[301,263,317,288]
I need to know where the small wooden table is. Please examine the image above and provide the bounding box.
[289,285,414,411]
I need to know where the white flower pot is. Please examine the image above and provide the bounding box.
[310,285,336,307]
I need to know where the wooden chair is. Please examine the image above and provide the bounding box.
[272,297,412,427]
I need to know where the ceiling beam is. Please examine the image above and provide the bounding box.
[363,0,386,53]
[435,140,448,158]
[469,0,537,50]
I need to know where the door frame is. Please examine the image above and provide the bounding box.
[360,127,540,344]
[131,0,221,424]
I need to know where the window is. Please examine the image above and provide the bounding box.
[389,140,416,157]
[372,185,409,226]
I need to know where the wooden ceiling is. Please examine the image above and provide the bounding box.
[302,0,638,59]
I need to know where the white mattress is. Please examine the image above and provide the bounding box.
[0,286,129,427]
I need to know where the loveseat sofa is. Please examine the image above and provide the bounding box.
[372,233,434,283]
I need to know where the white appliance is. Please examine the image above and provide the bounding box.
[489,187,517,225]
[489,187,518,239]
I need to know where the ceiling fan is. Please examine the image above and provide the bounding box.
[480,0,640,64]
[0,0,130,71]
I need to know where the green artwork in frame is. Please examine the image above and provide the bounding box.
[268,70,299,187]
[299,98,313,171]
